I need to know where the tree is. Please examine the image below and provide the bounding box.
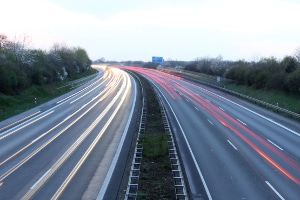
[266,72,287,90]
[74,47,92,71]
[184,62,198,72]
[224,60,250,85]
[281,56,299,74]
[8,34,32,67]
[294,47,300,63]
[0,34,9,51]
[286,68,300,93]
[0,34,92,95]
[94,57,105,64]
[210,55,227,76]
[195,57,213,75]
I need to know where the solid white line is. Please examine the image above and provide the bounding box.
[267,139,283,151]
[53,74,133,199]
[265,181,285,200]
[0,110,54,140]
[0,77,101,138]
[96,72,137,200]
[237,119,247,126]
[151,82,213,200]
[195,107,199,111]
[186,81,300,137]
[227,140,238,150]
[30,169,51,189]
[0,111,41,132]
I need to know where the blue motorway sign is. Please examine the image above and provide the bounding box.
[152,56,164,63]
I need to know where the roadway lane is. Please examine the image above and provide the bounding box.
[0,66,138,200]
[126,67,300,200]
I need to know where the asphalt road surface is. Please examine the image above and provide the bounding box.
[0,66,138,200]
[126,66,300,200]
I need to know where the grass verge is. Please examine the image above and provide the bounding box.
[0,69,98,122]
[165,69,300,115]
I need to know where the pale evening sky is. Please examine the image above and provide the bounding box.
[1,0,300,62]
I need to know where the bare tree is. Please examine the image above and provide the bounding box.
[294,47,300,62]
[210,55,226,76]
[6,33,34,67]
[0,34,9,50]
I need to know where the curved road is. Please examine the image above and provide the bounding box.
[0,66,138,200]
[126,67,300,200]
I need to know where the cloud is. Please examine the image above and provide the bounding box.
[1,0,300,60]
[1,0,100,47]
[99,0,300,33]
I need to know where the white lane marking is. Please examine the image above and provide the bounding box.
[0,110,54,140]
[218,107,225,111]
[151,82,213,200]
[0,77,103,139]
[0,111,41,132]
[207,119,214,125]
[237,119,247,126]
[70,81,102,104]
[195,107,199,111]
[30,169,51,189]
[186,98,189,102]
[267,139,283,151]
[227,140,238,150]
[24,69,126,199]
[96,69,137,200]
[265,181,285,200]
[206,99,211,103]
[56,75,103,104]
[186,81,300,137]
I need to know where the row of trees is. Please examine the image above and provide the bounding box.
[0,34,92,95]
[184,52,300,93]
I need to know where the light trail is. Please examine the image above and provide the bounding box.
[53,69,132,199]
[128,67,300,186]
[0,72,118,167]
[0,110,54,140]
[22,68,127,199]
[0,111,41,132]
[0,70,122,183]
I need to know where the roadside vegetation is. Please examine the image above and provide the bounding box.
[136,73,175,199]
[164,69,300,115]
[182,53,300,94]
[0,33,96,121]
[142,49,300,115]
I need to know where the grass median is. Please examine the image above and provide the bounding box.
[136,74,175,199]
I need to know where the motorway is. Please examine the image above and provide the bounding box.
[125,67,300,200]
[0,66,138,200]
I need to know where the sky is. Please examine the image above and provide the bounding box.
[1,0,300,62]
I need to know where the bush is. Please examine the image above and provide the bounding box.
[286,69,300,93]
[0,34,92,95]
